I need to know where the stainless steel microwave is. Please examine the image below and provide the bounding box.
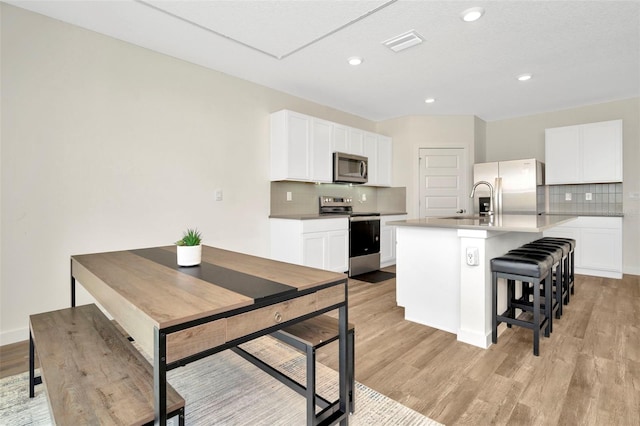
[333,152,368,184]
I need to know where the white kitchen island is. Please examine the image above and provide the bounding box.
[389,214,577,349]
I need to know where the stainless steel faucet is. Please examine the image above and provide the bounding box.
[470,181,495,216]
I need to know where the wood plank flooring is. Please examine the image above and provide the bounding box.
[318,270,640,425]
[2,271,638,425]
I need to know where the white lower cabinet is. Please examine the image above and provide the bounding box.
[380,215,407,268]
[543,216,622,279]
[270,218,348,273]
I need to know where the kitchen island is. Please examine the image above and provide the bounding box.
[389,214,576,349]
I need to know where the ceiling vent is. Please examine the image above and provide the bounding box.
[382,30,424,52]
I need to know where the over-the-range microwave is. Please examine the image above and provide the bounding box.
[333,152,368,184]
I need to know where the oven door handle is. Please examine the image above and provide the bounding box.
[350,216,381,222]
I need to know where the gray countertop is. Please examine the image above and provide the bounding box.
[389,214,578,233]
[269,212,408,220]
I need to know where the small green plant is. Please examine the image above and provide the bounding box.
[175,228,202,246]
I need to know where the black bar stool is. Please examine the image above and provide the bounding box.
[531,239,572,304]
[520,243,566,316]
[537,237,576,296]
[509,246,563,325]
[491,252,553,356]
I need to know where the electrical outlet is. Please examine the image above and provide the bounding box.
[215,189,223,201]
[361,193,367,202]
[585,192,592,201]
[565,193,572,201]
[466,247,479,266]
[286,191,292,201]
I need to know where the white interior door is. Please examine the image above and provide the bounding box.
[419,148,468,218]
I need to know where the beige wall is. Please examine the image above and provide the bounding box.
[0,4,376,344]
[377,115,478,218]
[485,98,640,274]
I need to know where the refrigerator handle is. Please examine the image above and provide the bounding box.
[495,177,503,215]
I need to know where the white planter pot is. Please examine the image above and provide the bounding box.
[176,245,202,266]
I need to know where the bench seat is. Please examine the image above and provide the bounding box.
[29,303,184,426]
[233,314,355,425]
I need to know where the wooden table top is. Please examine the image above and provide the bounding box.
[71,245,347,329]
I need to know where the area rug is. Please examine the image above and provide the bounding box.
[350,270,396,284]
[0,335,441,425]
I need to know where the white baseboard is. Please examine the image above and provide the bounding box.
[456,327,491,349]
[0,327,29,347]
[623,266,640,276]
[575,267,622,279]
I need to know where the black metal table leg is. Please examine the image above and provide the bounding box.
[154,327,167,426]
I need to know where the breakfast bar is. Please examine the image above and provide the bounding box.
[389,214,577,348]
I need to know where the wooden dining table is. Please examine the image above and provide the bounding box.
[70,245,350,425]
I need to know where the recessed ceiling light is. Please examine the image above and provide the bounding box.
[461,7,485,22]
[425,98,436,104]
[517,73,533,81]
[348,57,363,66]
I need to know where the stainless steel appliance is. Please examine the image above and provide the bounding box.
[319,196,380,276]
[333,152,368,184]
[472,158,546,215]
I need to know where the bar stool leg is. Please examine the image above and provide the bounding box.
[533,278,541,356]
[492,271,498,344]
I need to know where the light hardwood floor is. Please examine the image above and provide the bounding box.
[2,271,639,425]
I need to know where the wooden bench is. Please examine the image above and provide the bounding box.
[29,304,185,426]
[232,314,355,425]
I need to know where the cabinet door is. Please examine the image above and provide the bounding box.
[580,227,622,272]
[327,230,349,273]
[581,120,622,183]
[377,135,392,187]
[333,124,348,153]
[311,119,333,182]
[363,132,378,186]
[349,128,364,155]
[380,226,394,264]
[302,233,326,270]
[545,125,580,184]
[285,112,311,180]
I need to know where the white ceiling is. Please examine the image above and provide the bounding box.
[8,0,640,122]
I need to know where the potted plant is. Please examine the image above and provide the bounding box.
[175,228,202,266]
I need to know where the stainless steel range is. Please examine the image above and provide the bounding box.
[319,196,380,277]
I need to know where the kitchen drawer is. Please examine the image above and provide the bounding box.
[167,319,226,364]
[226,284,346,341]
[227,293,318,341]
[316,283,346,309]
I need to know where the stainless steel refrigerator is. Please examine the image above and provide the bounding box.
[472,159,546,214]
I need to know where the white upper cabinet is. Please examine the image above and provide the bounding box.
[348,128,365,155]
[332,124,348,153]
[271,110,311,181]
[581,120,623,183]
[362,133,392,187]
[363,132,378,185]
[271,110,393,186]
[545,119,622,184]
[311,118,333,183]
[377,135,392,187]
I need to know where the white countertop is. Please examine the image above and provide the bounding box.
[389,214,577,233]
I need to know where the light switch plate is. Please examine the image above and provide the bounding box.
[585,192,592,201]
